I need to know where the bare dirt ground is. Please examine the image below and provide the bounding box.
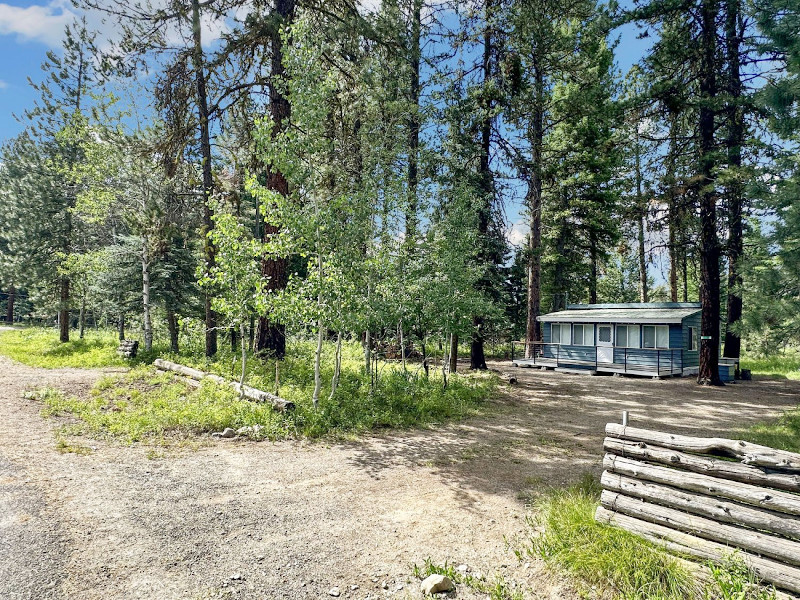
[2,353,799,600]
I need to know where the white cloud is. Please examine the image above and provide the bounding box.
[507,220,529,247]
[0,79,8,89]
[0,1,76,47]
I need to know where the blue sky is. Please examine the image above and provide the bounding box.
[0,0,653,144]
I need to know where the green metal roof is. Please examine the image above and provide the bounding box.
[538,303,701,324]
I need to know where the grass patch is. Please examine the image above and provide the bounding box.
[522,474,695,600]
[31,341,495,442]
[9,329,496,440]
[522,475,779,600]
[169,339,495,439]
[740,351,800,380]
[411,558,523,600]
[739,406,800,453]
[31,368,293,443]
[0,328,127,368]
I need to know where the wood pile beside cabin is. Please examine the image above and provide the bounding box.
[596,423,800,595]
[116,339,139,359]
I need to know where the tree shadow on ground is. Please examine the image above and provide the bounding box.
[343,364,800,508]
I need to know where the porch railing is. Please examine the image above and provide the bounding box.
[511,341,683,375]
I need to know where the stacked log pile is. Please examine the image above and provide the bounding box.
[595,423,800,595]
[116,339,139,359]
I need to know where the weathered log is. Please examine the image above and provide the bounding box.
[595,507,800,595]
[601,490,800,567]
[604,454,800,517]
[153,358,294,412]
[601,471,800,541]
[604,438,800,493]
[606,423,800,473]
[155,369,201,388]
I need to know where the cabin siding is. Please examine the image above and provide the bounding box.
[682,313,701,368]
[525,303,703,377]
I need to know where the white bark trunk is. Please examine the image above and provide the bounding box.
[329,331,342,401]
[239,322,247,395]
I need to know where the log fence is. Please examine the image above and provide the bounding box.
[596,421,800,595]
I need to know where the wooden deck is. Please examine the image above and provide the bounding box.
[512,358,682,378]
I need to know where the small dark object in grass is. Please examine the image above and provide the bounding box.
[740,369,752,381]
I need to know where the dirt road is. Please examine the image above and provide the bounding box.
[2,355,798,600]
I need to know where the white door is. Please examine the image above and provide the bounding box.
[597,324,613,364]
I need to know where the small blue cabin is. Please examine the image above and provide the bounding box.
[512,302,702,378]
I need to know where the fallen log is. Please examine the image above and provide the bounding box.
[153,358,294,412]
[601,472,800,542]
[606,423,800,473]
[595,507,800,595]
[604,454,800,517]
[601,490,800,567]
[604,438,800,493]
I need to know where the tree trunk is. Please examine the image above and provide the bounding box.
[6,286,15,323]
[470,316,487,370]
[405,0,422,248]
[697,0,723,385]
[723,0,744,361]
[191,0,217,357]
[666,111,680,303]
[239,321,248,394]
[59,278,70,343]
[472,0,494,371]
[142,243,153,352]
[589,231,598,304]
[79,294,86,339]
[635,128,648,303]
[255,0,296,360]
[313,318,323,409]
[449,333,458,373]
[167,308,179,353]
[329,331,342,401]
[118,313,125,342]
[525,67,544,357]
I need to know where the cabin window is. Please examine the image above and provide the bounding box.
[616,324,640,348]
[573,324,594,346]
[598,325,612,344]
[551,323,571,345]
[688,327,697,351]
[643,325,670,348]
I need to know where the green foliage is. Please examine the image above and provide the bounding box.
[12,328,497,440]
[740,351,800,380]
[411,558,523,600]
[523,476,782,600]
[705,555,776,600]
[740,404,800,453]
[173,339,495,438]
[524,475,695,600]
[0,328,125,368]
[32,370,290,442]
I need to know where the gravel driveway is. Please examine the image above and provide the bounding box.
[2,355,798,600]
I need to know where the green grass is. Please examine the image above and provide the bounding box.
[411,558,523,600]
[522,475,779,600]
[31,368,293,443]
[169,339,495,439]
[740,351,800,380]
[26,336,496,442]
[0,327,127,368]
[738,406,800,453]
[523,475,695,600]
